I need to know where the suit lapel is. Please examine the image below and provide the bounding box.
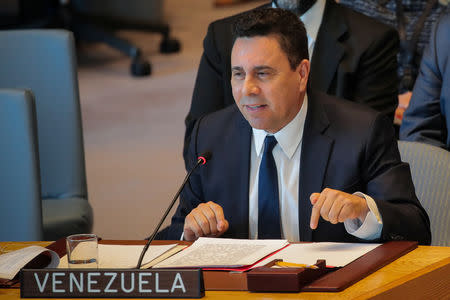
[298,91,334,241]
[235,113,252,238]
[310,0,347,93]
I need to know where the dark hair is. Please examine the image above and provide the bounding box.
[233,8,309,70]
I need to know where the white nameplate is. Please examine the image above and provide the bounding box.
[20,269,204,298]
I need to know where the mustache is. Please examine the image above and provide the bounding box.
[239,97,267,106]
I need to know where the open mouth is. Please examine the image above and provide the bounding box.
[245,104,267,111]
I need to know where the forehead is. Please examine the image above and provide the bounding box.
[231,35,288,67]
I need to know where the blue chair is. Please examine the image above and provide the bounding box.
[0,89,43,241]
[0,29,93,240]
[398,141,450,246]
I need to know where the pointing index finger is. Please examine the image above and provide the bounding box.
[310,192,325,229]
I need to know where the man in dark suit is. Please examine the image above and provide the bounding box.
[400,13,450,150]
[184,0,400,162]
[164,8,430,245]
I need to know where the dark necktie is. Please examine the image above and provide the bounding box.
[258,135,282,239]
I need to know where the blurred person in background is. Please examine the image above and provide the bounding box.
[338,0,450,123]
[400,13,450,150]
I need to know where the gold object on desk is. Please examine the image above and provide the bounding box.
[275,261,319,269]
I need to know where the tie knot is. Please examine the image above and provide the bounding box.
[264,135,278,154]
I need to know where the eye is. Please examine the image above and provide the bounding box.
[256,69,273,79]
[232,70,245,80]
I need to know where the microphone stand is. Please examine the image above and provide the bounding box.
[136,154,210,269]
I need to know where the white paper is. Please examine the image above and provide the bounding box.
[0,246,60,280]
[153,237,289,268]
[254,242,381,268]
[58,244,178,269]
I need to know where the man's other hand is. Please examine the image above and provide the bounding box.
[310,188,369,229]
[183,201,229,241]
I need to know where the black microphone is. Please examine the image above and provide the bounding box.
[136,151,212,269]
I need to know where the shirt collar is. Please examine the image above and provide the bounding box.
[272,0,326,51]
[300,0,326,46]
[253,94,308,159]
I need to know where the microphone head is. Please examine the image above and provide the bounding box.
[198,151,212,165]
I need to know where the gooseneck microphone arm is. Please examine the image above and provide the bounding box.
[136,151,212,269]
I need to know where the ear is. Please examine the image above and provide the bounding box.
[297,59,310,91]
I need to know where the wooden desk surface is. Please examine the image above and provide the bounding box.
[1,241,449,299]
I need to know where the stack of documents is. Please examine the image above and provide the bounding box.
[152,237,289,270]
[152,238,381,271]
[0,246,59,280]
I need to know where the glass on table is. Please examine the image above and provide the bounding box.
[66,234,98,268]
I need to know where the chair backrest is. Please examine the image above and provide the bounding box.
[0,89,43,241]
[398,140,450,246]
[0,29,87,202]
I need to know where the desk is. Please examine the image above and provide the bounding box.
[1,241,449,299]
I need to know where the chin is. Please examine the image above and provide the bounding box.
[248,121,272,132]
[244,116,276,132]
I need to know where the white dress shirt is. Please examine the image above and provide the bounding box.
[273,0,326,60]
[249,95,383,242]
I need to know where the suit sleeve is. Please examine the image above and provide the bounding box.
[400,15,447,149]
[183,23,228,166]
[352,27,399,122]
[364,114,431,245]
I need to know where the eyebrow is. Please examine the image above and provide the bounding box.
[231,65,275,72]
[254,66,275,72]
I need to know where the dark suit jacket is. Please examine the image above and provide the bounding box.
[400,13,450,150]
[184,0,399,162]
[166,91,430,245]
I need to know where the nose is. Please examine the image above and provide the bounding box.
[242,77,260,96]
